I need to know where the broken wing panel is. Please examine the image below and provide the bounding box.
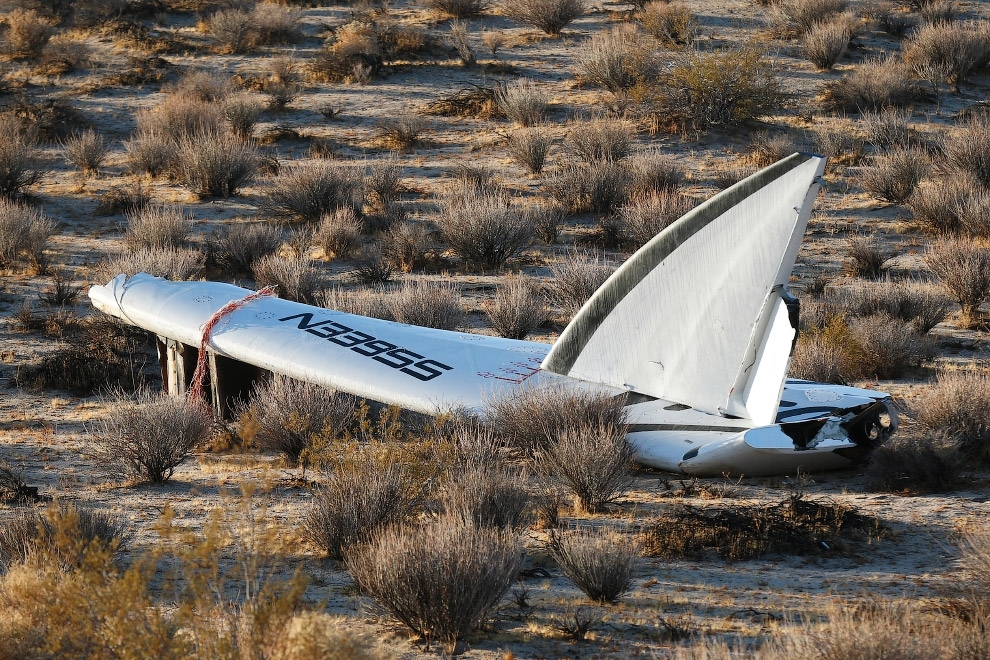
[541,153,826,419]
[89,273,571,414]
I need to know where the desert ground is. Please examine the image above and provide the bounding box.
[1,0,990,656]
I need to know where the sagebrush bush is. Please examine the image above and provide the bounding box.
[210,223,283,274]
[548,528,641,603]
[97,247,205,281]
[318,286,391,319]
[748,131,796,168]
[940,116,990,189]
[768,0,847,36]
[507,126,554,174]
[914,370,990,462]
[381,221,431,272]
[346,517,522,654]
[436,187,534,268]
[545,249,616,318]
[640,1,695,46]
[540,422,635,513]
[495,79,549,127]
[567,119,633,164]
[823,56,917,112]
[836,278,950,333]
[0,117,45,199]
[375,114,427,151]
[0,503,131,572]
[365,158,403,210]
[0,198,53,268]
[577,24,643,92]
[314,208,362,260]
[848,313,931,379]
[925,236,990,328]
[263,162,364,222]
[810,118,864,164]
[904,20,989,92]
[647,45,783,131]
[134,94,222,142]
[487,385,626,454]
[251,3,302,46]
[124,130,176,178]
[544,162,629,214]
[386,278,464,330]
[861,147,928,204]
[251,254,326,305]
[237,375,356,466]
[61,128,108,176]
[222,93,262,139]
[485,273,548,339]
[176,129,257,198]
[862,107,912,150]
[843,234,890,279]
[865,431,962,494]
[803,17,851,69]
[124,204,193,251]
[208,7,255,53]
[94,389,213,484]
[907,178,971,234]
[429,0,490,17]
[505,0,585,35]
[620,190,694,247]
[304,452,417,559]
[444,465,531,529]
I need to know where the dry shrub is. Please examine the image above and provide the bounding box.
[0,117,45,199]
[641,494,877,561]
[429,0,490,17]
[823,55,917,112]
[567,119,633,164]
[365,158,402,210]
[747,132,796,168]
[251,254,326,305]
[647,45,783,132]
[375,114,427,151]
[96,246,203,281]
[914,370,990,462]
[810,118,864,164]
[223,93,263,139]
[251,3,301,45]
[346,517,523,654]
[904,20,989,92]
[533,202,564,244]
[2,8,53,58]
[352,244,395,285]
[93,389,213,484]
[124,130,176,178]
[309,22,383,83]
[314,208,362,260]
[507,126,554,174]
[873,1,914,36]
[847,313,932,380]
[803,17,851,69]
[176,129,257,198]
[860,147,928,204]
[640,1,695,47]
[768,0,847,36]
[545,249,616,318]
[447,19,476,65]
[207,7,255,53]
[386,278,464,330]
[124,203,193,250]
[0,503,130,571]
[0,198,53,268]
[263,162,364,222]
[843,234,889,278]
[425,84,501,119]
[504,0,585,35]
[39,270,81,307]
[495,79,549,127]
[173,70,230,102]
[544,162,628,214]
[620,189,695,247]
[925,236,990,328]
[381,221,431,272]
[865,431,963,494]
[959,523,990,592]
[61,128,108,175]
[540,422,635,513]
[37,35,89,75]
[304,451,418,559]
[862,106,911,150]
[317,286,391,319]
[836,278,950,333]
[957,188,990,239]
[547,528,641,603]
[435,187,534,268]
[577,24,644,92]
[487,385,626,454]
[485,273,548,339]
[907,177,972,234]
[627,150,684,197]
[237,375,357,465]
[444,465,531,529]
[210,223,283,275]
[940,116,990,189]
[135,93,223,142]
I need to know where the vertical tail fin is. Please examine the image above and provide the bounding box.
[541,153,827,423]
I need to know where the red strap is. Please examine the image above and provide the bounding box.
[189,286,277,403]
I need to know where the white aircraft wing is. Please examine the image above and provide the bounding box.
[89,273,581,415]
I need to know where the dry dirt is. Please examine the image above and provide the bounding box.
[2,0,990,657]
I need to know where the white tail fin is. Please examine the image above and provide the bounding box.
[542,153,827,424]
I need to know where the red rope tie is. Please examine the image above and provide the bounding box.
[189,286,277,403]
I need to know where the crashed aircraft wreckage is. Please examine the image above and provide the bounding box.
[89,153,897,476]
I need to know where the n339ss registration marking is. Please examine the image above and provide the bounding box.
[278,313,453,382]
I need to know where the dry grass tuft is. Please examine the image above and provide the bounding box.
[175,129,257,198]
[210,223,283,275]
[0,117,45,199]
[375,114,427,151]
[314,207,362,260]
[904,20,990,92]
[318,286,391,319]
[93,389,213,484]
[429,0,491,18]
[577,24,644,92]
[60,128,109,176]
[251,254,326,305]
[495,79,549,127]
[507,126,554,174]
[768,0,848,36]
[567,118,633,164]
[843,234,890,279]
[123,203,193,251]
[544,162,628,214]
[940,116,990,189]
[385,278,464,330]
[485,273,548,339]
[548,527,641,603]
[640,1,695,47]
[862,107,912,150]
[263,162,364,222]
[443,464,531,529]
